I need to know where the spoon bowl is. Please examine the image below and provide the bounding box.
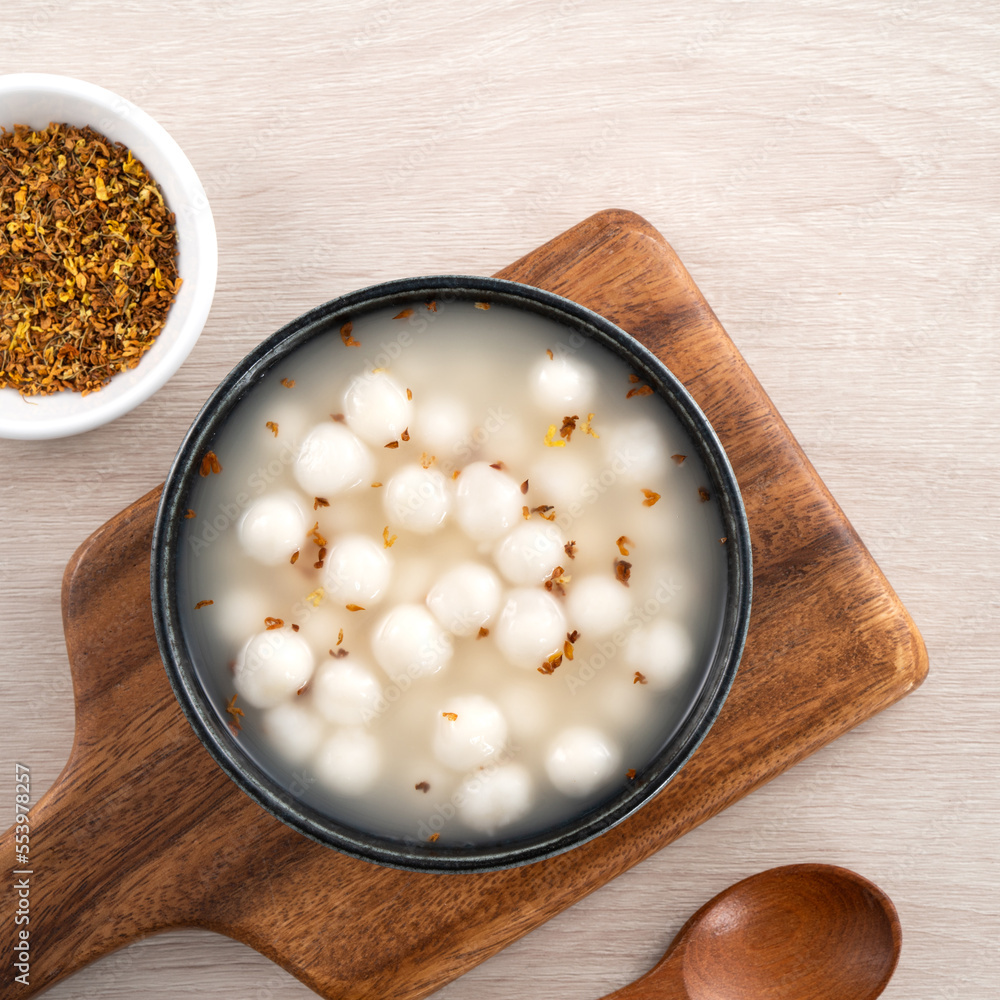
[606,864,901,1000]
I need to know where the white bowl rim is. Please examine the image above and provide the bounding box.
[0,73,218,440]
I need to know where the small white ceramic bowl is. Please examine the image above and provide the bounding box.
[0,74,217,440]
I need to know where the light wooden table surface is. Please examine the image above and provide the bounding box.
[2,2,997,997]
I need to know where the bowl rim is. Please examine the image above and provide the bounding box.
[0,72,217,440]
[151,275,752,873]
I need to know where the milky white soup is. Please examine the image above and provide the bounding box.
[177,297,727,846]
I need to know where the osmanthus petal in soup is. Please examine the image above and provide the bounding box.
[177,299,727,845]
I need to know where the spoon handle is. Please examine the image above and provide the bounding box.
[599,947,689,1000]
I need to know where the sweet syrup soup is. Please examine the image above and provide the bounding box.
[177,298,727,845]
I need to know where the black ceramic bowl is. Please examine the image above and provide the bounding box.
[151,276,751,873]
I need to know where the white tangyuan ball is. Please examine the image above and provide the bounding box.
[486,416,533,469]
[314,728,381,795]
[294,423,372,496]
[214,586,272,647]
[415,395,472,457]
[457,764,533,834]
[233,629,314,709]
[323,534,392,606]
[527,450,592,510]
[602,417,668,483]
[295,605,347,655]
[530,352,596,409]
[426,562,502,637]
[495,589,567,669]
[371,604,453,681]
[383,464,451,534]
[454,461,523,541]
[238,492,307,566]
[545,726,621,797]
[566,575,632,637]
[493,521,566,586]
[343,371,412,445]
[312,657,383,727]
[433,695,508,771]
[260,400,309,451]
[624,619,694,689]
[261,702,325,765]
[602,680,656,731]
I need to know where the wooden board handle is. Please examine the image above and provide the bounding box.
[0,489,233,995]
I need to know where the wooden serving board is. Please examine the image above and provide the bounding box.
[0,210,927,998]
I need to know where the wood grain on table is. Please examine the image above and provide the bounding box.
[1,3,997,999]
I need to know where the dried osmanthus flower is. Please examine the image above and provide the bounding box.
[225,693,245,733]
[559,415,579,441]
[1,122,181,396]
[199,450,222,476]
[614,559,632,586]
[543,424,566,448]
[537,651,564,676]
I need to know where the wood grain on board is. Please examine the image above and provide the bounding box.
[0,210,926,999]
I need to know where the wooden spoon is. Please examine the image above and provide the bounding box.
[602,864,901,1000]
